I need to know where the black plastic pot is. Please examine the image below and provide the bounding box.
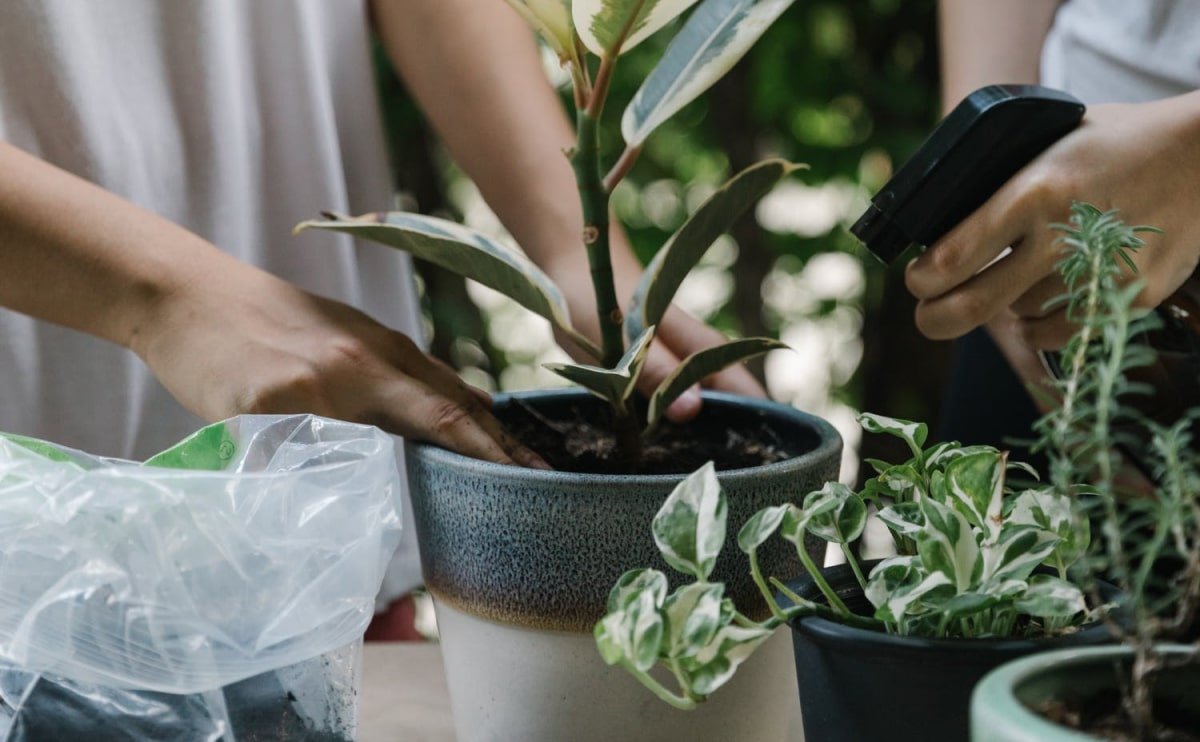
[785,562,1115,742]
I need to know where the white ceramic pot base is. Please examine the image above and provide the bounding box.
[434,600,803,742]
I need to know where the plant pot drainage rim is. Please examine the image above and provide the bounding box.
[405,389,842,484]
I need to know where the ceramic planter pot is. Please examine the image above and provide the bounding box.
[971,645,1200,740]
[785,562,1117,742]
[406,389,842,742]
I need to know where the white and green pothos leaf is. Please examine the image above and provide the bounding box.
[646,337,787,429]
[736,503,789,553]
[621,0,795,147]
[544,326,655,405]
[916,496,981,593]
[801,482,867,545]
[943,449,1007,542]
[981,524,1060,584]
[652,461,727,580]
[594,578,667,671]
[625,159,803,341]
[858,412,928,459]
[876,501,924,536]
[573,0,700,56]
[606,567,669,613]
[663,581,728,657]
[678,623,773,695]
[1008,488,1090,569]
[866,557,952,625]
[296,212,599,358]
[505,0,577,61]
[1013,574,1087,619]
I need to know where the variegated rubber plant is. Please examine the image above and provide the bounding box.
[296,0,800,461]
[596,414,1094,708]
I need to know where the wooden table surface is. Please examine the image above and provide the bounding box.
[359,642,455,742]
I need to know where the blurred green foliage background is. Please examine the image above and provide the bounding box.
[375,0,954,479]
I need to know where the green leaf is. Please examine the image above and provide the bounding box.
[679,623,773,695]
[780,501,832,546]
[867,557,952,624]
[574,0,700,56]
[629,588,667,671]
[505,0,577,61]
[943,450,1006,540]
[982,524,1060,584]
[663,582,728,657]
[646,337,787,429]
[1008,489,1090,569]
[1013,575,1086,619]
[606,568,669,613]
[802,482,867,545]
[652,462,727,580]
[595,611,628,665]
[736,504,789,553]
[939,591,1000,621]
[296,212,600,358]
[917,497,981,592]
[625,159,803,340]
[544,327,655,404]
[858,412,928,458]
[877,502,924,537]
[622,0,796,147]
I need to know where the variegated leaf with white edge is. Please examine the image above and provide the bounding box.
[858,412,928,458]
[606,567,669,613]
[802,482,867,545]
[982,524,1060,584]
[943,449,1007,542]
[864,556,917,611]
[874,566,952,625]
[505,0,577,61]
[652,462,727,580]
[626,159,804,341]
[736,504,789,553]
[295,212,600,358]
[1013,574,1087,619]
[646,337,787,430]
[877,501,924,537]
[679,623,773,695]
[916,496,981,593]
[629,587,667,671]
[663,582,728,657]
[544,326,655,404]
[574,0,700,57]
[622,0,795,147]
[1008,488,1090,569]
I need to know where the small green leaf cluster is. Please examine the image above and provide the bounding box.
[297,0,803,460]
[596,416,1092,706]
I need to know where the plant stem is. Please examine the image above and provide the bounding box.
[572,109,624,369]
[791,545,853,618]
[770,577,885,631]
[604,145,642,192]
[840,543,869,592]
[750,548,786,620]
[631,667,697,710]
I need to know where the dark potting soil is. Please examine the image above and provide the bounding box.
[1034,693,1200,742]
[499,397,805,475]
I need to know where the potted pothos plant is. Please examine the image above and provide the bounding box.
[972,206,1200,741]
[598,411,1114,742]
[297,1,839,741]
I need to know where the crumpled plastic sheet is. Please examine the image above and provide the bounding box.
[0,415,402,741]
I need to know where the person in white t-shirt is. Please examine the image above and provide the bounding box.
[913,0,1200,450]
[0,0,763,632]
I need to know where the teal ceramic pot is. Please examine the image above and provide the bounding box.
[406,389,842,742]
[971,645,1200,741]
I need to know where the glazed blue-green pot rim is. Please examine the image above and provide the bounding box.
[785,562,1116,655]
[405,389,843,485]
[971,644,1195,740]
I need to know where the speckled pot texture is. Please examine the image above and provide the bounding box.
[405,389,843,633]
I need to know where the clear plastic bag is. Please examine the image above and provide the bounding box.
[0,415,402,740]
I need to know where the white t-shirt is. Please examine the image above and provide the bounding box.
[1042,0,1200,101]
[0,0,426,597]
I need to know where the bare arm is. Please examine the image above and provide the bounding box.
[0,142,543,466]
[372,0,763,418]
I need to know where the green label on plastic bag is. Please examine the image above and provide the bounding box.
[0,433,79,465]
[144,422,237,471]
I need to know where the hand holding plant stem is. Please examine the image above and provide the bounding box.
[297,0,803,465]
